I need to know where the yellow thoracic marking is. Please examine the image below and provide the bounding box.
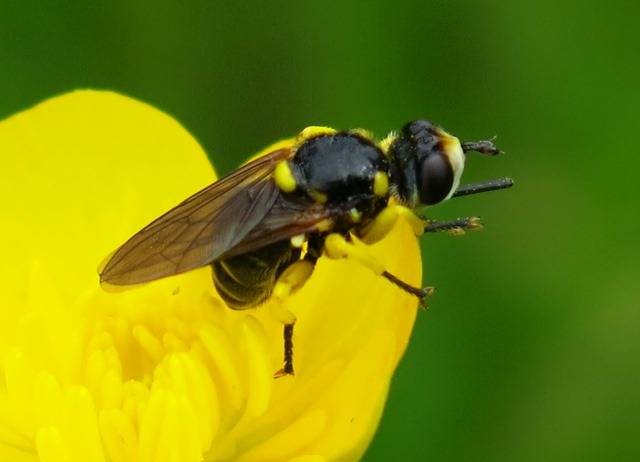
[309,189,328,204]
[314,218,333,232]
[274,161,297,193]
[377,133,398,155]
[357,204,424,245]
[349,128,374,140]
[298,126,337,141]
[290,234,306,248]
[373,171,389,196]
[349,208,362,222]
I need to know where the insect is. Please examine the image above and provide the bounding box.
[99,120,512,376]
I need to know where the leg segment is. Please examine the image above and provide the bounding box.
[324,233,431,305]
[424,216,483,235]
[271,256,318,377]
[357,204,425,244]
[275,323,295,377]
[381,270,434,306]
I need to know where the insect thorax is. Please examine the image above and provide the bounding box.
[288,133,390,229]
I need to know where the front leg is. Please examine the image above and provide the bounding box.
[356,204,425,245]
[423,216,483,235]
[323,233,432,305]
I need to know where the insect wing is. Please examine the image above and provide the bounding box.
[219,198,333,258]
[100,148,293,286]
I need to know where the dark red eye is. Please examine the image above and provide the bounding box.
[418,153,453,205]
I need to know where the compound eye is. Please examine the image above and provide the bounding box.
[418,153,454,205]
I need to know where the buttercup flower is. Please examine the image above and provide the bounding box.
[0,91,421,462]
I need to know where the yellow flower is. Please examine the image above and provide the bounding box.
[0,91,421,462]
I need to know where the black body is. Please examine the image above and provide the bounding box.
[212,132,390,309]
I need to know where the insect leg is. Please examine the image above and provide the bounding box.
[323,233,432,305]
[356,204,425,244]
[423,216,483,235]
[271,254,318,377]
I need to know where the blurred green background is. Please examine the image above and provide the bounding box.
[2,1,639,460]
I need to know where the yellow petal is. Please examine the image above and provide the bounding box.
[0,91,422,462]
[0,90,214,303]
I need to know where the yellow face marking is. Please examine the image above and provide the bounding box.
[298,126,337,141]
[437,129,462,158]
[436,129,465,201]
[373,171,389,197]
[274,161,297,193]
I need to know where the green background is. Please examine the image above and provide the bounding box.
[2,1,639,460]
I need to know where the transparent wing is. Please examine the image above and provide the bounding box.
[99,148,296,285]
[219,198,335,258]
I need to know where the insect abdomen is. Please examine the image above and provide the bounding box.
[211,240,301,309]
